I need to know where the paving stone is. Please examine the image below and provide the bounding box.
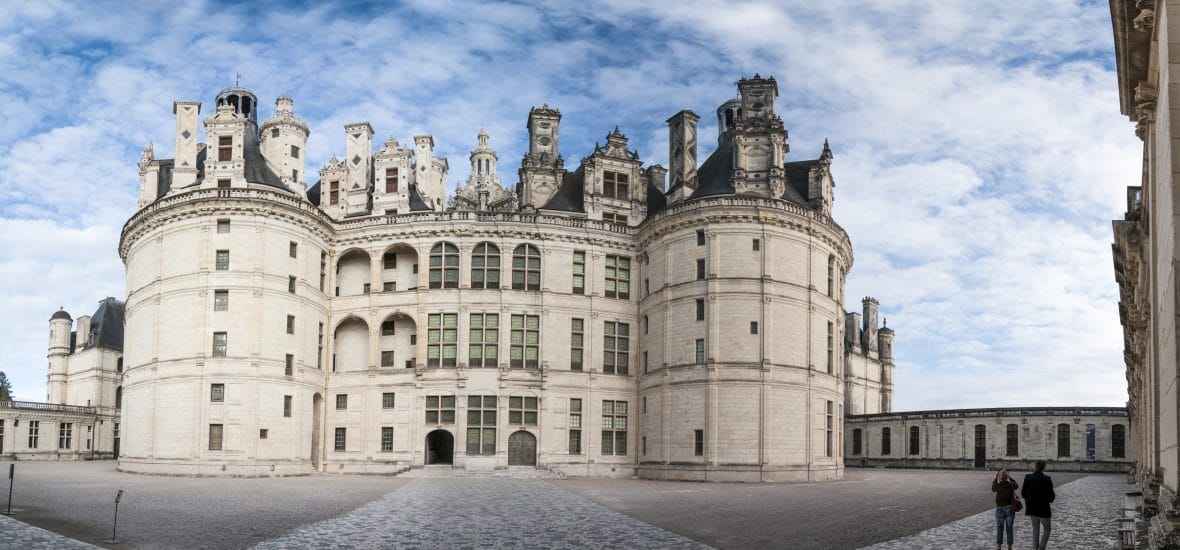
[250,478,711,550]
[0,514,100,549]
[860,474,1131,550]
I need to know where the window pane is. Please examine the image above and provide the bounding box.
[441,395,455,408]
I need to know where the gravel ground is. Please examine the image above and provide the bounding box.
[0,459,405,549]
[553,467,1088,550]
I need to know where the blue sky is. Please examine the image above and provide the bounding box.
[0,0,1138,409]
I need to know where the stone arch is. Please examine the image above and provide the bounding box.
[379,243,418,293]
[335,248,372,296]
[333,316,370,372]
[425,429,454,465]
[378,312,417,368]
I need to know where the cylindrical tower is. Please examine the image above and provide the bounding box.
[119,88,331,476]
[878,323,895,413]
[260,96,310,188]
[47,309,72,403]
[637,197,852,482]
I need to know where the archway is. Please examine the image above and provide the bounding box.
[508,430,537,466]
[333,317,370,372]
[425,429,454,465]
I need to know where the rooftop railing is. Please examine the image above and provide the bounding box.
[0,400,98,415]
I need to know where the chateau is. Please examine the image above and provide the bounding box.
[0,74,1130,480]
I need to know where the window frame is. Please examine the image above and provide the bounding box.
[470,242,501,290]
[428,243,460,289]
[466,395,498,455]
[604,255,630,299]
[511,244,541,291]
[603,321,629,375]
[509,314,540,369]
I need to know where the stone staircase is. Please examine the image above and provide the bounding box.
[397,465,564,479]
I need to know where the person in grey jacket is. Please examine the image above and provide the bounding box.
[1021,460,1056,550]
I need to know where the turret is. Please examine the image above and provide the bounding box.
[518,105,564,209]
[731,74,788,198]
[413,134,448,210]
[879,319,895,412]
[137,143,160,207]
[47,308,72,404]
[450,129,514,213]
[716,99,740,145]
[203,86,261,189]
[260,96,310,190]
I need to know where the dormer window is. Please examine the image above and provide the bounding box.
[604,171,629,200]
[329,180,339,205]
[385,168,399,193]
[218,136,232,162]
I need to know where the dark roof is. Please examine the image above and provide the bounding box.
[243,141,287,189]
[646,178,667,215]
[306,181,322,206]
[408,186,431,211]
[156,159,175,197]
[85,297,125,351]
[691,139,734,198]
[50,309,72,321]
[541,168,585,212]
[782,159,818,205]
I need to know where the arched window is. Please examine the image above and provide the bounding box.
[429,243,459,289]
[115,386,122,409]
[1006,424,1019,456]
[470,243,501,290]
[852,428,862,455]
[1112,424,1126,459]
[1057,423,1071,457]
[881,427,891,455]
[512,244,541,291]
[908,426,919,455]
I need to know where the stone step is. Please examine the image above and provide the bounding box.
[397,465,563,479]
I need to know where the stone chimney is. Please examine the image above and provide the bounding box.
[861,297,879,352]
[667,110,700,189]
[172,101,202,187]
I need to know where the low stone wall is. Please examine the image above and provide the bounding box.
[847,457,1130,473]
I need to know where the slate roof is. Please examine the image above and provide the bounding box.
[782,159,818,205]
[691,139,735,198]
[646,179,668,215]
[306,181,322,206]
[541,168,585,213]
[50,309,72,321]
[408,186,432,211]
[84,297,125,351]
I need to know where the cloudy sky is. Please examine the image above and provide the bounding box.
[0,1,1137,409]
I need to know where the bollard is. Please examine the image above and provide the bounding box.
[2,464,13,516]
[103,489,123,545]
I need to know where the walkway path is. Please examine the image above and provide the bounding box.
[250,477,711,550]
[0,513,98,549]
[860,474,1129,549]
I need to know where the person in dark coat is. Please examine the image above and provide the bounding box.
[1021,460,1056,550]
[991,469,1019,550]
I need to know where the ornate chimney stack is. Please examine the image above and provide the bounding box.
[667,110,700,191]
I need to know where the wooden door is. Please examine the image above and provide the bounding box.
[508,431,536,466]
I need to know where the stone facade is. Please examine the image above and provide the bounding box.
[113,76,885,480]
[1110,1,1180,546]
[845,407,1133,473]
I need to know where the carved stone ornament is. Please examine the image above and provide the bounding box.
[1134,5,1155,32]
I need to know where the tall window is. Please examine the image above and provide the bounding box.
[317,322,324,369]
[383,393,396,409]
[329,180,339,205]
[427,313,458,367]
[320,251,327,291]
[288,276,297,293]
[469,313,499,368]
[381,320,396,336]
[601,400,628,455]
[216,250,230,270]
[696,259,705,280]
[381,350,396,367]
[212,332,227,357]
[603,171,629,200]
[425,395,456,424]
[283,395,292,417]
[827,255,835,297]
[509,396,538,426]
[334,427,346,451]
[572,251,586,294]
[1113,424,1126,459]
[471,243,501,289]
[385,168,399,193]
[211,383,225,402]
[696,299,705,321]
[217,219,231,233]
[696,229,705,246]
[695,339,705,364]
[289,241,298,258]
[208,424,223,451]
[383,252,397,270]
[290,145,300,159]
[466,395,497,455]
[694,429,704,456]
[218,136,232,161]
[605,255,630,299]
[511,244,541,291]
[1006,424,1019,456]
[827,322,834,374]
[570,318,584,371]
[214,290,228,311]
[909,426,920,455]
[1057,423,1070,457]
[429,243,459,289]
[381,427,394,452]
[59,422,72,450]
[603,321,629,375]
[286,315,295,334]
[569,398,582,454]
[852,428,862,455]
[336,394,348,410]
[510,314,540,369]
[115,386,122,408]
[27,421,39,448]
[825,401,835,457]
[881,427,891,455]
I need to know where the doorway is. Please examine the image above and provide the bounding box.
[426,430,454,464]
[974,424,986,468]
[508,430,537,466]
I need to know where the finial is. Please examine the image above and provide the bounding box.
[235,73,241,86]
[883,318,887,328]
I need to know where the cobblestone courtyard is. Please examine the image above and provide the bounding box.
[0,461,1131,549]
